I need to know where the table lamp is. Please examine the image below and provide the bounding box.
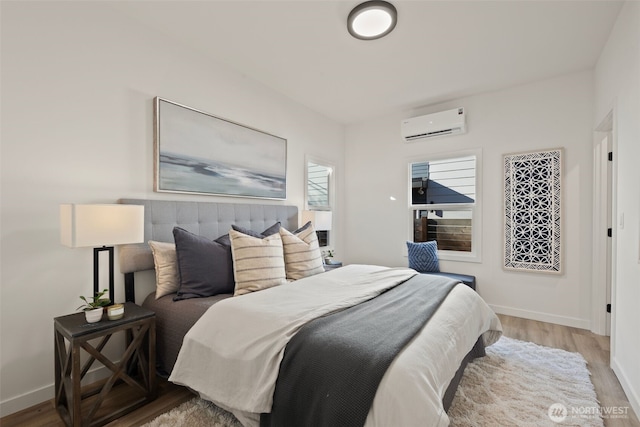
[60,204,144,303]
[302,210,332,247]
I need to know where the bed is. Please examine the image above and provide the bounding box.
[118,198,502,427]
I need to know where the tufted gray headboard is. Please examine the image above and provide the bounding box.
[117,198,298,302]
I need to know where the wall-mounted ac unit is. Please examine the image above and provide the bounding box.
[401,107,466,141]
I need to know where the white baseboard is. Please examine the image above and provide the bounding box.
[0,365,111,418]
[0,383,54,418]
[489,304,591,330]
[611,357,640,420]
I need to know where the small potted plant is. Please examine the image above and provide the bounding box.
[323,249,335,265]
[77,289,111,323]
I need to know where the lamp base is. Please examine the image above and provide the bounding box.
[94,246,115,305]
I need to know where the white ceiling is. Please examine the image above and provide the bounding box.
[110,1,623,124]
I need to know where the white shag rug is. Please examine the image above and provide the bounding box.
[143,337,602,427]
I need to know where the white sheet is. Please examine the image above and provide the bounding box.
[169,265,502,426]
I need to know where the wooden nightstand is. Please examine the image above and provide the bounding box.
[54,302,156,426]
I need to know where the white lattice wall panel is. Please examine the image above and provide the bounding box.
[504,149,562,273]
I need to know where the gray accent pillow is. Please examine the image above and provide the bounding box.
[173,227,235,300]
[231,222,281,238]
[292,221,312,234]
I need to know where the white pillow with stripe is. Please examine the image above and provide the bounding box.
[229,228,287,296]
[148,241,180,299]
[279,222,325,280]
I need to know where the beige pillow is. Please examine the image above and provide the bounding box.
[229,229,287,296]
[280,222,325,280]
[148,241,180,299]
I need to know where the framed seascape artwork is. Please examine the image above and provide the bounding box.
[154,97,287,200]
[504,148,562,273]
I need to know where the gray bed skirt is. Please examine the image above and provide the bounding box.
[141,292,232,377]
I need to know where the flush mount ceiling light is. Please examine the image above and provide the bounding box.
[348,1,397,40]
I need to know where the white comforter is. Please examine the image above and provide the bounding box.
[170,265,502,427]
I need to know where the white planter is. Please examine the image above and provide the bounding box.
[84,307,103,323]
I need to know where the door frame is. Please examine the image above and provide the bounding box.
[592,111,615,336]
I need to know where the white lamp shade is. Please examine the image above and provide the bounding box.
[60,204,144,248]
[302,210,332,231]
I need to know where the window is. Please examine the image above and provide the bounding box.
[409,152,481,262]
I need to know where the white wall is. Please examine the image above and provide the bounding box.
[345,71,595,329]
[2,0,635,419]
[0,2,344,415]
[594,1,640,416]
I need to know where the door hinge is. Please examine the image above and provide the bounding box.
[608,152,613,161]
[606,303,612,313]
[607,228,612,237]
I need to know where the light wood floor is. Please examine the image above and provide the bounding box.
[2,314,638,427]
[498,314,639,427]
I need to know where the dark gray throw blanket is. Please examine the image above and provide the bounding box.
[261,274,459,427]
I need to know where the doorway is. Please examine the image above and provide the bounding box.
[592,112,614,336]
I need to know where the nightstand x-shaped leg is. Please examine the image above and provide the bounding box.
[54,317,156,426]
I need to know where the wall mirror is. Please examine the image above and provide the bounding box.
[305,156,334,247]
[306,160,332,210]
